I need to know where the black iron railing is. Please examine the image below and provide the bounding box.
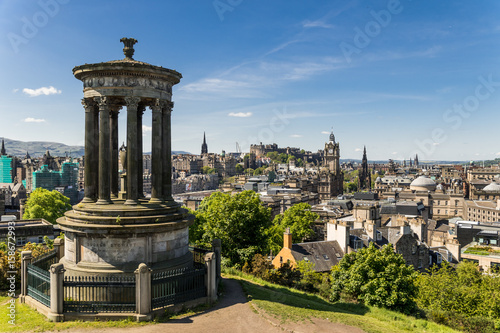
[151,266,206,310]
[27,264,51,307]
[63,275,136,313]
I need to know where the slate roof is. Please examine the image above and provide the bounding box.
[290,240,344,272]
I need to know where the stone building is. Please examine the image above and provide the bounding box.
[463,199,500,223]
[318,130,343,200]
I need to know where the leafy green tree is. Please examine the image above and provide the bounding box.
[190,190,271,267]
[278,153,288,163]
[23,188,72,224]
[331,243,418,314]
[253,166,266,176]
[268,203,319,255]
[416,261,500,320]
[201,166,216,174]
[235,164,244,174]
[244,168,254,175]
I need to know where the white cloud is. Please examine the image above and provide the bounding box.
[354,148,363,152]
[432,142,440,146]
[142,125,152,132]
[24,117,45,123]
[228,112,252,118]
[303,20,334,29]
[22,86,61,97]
[391,152,398,155]
[321,131,330,135]
[12,89,19,93]
[290,134,303,138]
[495,152,500,156]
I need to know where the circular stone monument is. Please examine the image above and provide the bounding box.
[57,38,194,276]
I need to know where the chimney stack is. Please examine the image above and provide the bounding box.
[284,227,292,249]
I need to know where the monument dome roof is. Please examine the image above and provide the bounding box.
[483,181,500,192]
[410,176,436,191]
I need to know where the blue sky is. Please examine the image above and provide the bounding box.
[1,1,500,161]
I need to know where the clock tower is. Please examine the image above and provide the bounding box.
[318,129,343,200]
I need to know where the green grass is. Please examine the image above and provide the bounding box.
[464,246,500,256]
[224,268,459,333]
[0,299,149,332]
[0,297,213,332]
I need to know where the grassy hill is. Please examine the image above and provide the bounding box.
[225,269,459,333]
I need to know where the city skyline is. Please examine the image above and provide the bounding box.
[1,1,500,160]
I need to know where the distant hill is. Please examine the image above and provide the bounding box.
[1,138,85,158]
[0,138,192,157]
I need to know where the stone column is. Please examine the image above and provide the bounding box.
[125,97,141,205]
[93,104,99,195]
[48,263,65,322]
[95,96,112,204]
[150,99,163,203]
[162,102,173,201]
[204,252,217,304]
[211,239,221,284]
[82,98,97,203]
[110,107,120,199]
[20,251,32,302]
[137,106,145,199]
[135,263,152,319]
[54,238,65,261]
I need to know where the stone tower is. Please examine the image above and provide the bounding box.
[318,129,344,200]
[201,132,208,155]
[359,146,371,190]
[57,38,194,276]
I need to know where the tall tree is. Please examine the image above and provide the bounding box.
[268,203,319,255]
[23,188,72,224]
[190,190,271,266]
[330,243,418,314]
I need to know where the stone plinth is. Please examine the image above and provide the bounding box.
[57,199,194,276]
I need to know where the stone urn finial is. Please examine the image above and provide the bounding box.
[119,143,127,171]
[120,37,138,60]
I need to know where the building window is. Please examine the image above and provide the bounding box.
[412,244,417,255]
[418,259,423,268]
[16,237,26,246]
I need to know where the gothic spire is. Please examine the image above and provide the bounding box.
[201,132,208,155]
[0,139,5,156]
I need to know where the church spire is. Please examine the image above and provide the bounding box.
[201,132,208,155]
[0,139,5,155]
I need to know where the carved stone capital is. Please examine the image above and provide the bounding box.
[81,98,96,111]
[162,101,174,115]
[93,96,109,109]
[124,96,141,110]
